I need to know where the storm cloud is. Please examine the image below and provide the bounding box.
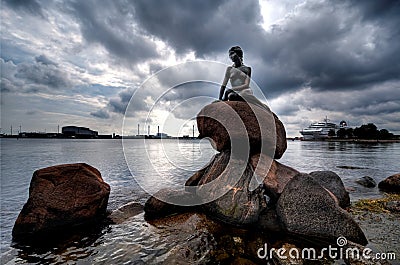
[1,0,399,135]
[67,1,160,65]
[131,0,265,56]
[1,57,73,93]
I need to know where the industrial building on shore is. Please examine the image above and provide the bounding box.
[1,124,198,139]
[62,126,99,138]
[1,126,112,139]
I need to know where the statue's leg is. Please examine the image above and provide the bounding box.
[223,89,233,101]
[228,91,244,101]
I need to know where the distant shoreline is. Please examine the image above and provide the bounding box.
[2,135,400,143]
[287,138,400,143]
[0,135,199,140]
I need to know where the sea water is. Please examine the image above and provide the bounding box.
[1,138,399,263]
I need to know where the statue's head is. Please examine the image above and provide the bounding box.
[229,46,243,58]
[229,46,243,66]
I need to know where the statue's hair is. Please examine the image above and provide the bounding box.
[229,46,243,59]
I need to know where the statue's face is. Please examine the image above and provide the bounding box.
[229,51,241,65]
[229,51,238,61]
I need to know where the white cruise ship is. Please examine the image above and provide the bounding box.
[300,117,347,140]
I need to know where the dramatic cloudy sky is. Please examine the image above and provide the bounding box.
[1,0,399,137]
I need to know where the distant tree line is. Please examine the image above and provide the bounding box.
[336,123,395,140]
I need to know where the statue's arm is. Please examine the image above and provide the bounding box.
[219,67,231,100]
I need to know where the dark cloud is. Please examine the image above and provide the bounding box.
[1,57,73,93]
[159,82,217,120]
[3,0,45,18]
[15,61,71,90]
[1,59,20,92]
[108,89,134,115]
[128,0,400,100]
[131,0,264,57]
[347,0,400,21]
[0,40,35,64]
[26,110,38,115]
[90,108,110,119]
[160,81,217,103]
[274,83,400,120]
[68,1,159,65]
[35,55,57,66]
[2,0,399,135]
[251,0,400,98]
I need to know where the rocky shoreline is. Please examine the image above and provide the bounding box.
[11,101,400,264]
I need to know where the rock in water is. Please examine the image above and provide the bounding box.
[109,202,144,224]
[12,163,110,240]
[276,174,367,246]
[144,188,200,220]
[197,101,287,159]
[378,173,400,193]
[309,171,350,208]
[355,176,377,188]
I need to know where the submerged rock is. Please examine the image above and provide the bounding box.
[378,173,400,193]
[146,212,280,264]
[144,188,200,220]
[276,174,368,246]
[12,163,110,241]
[147,212,219,264]
[355,176,377,188]
[109,202,144,224]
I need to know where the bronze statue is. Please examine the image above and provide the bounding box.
[219,46,253,101]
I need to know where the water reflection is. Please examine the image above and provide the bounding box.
[279,141,400,201]
[1,139,399,264]
[9,221,110,265]
[124,139,216,195]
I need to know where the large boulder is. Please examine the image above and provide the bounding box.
[186,151,267,226]
[309,171,350,208]
[12,163,110,240]
[276,174,367,246]
[200,163,266,226]
[378,173,400,193]
[185,151,230,188]
[197,101,287,159]
[251,153,299,200]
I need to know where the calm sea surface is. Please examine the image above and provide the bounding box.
[1,138,399,263]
